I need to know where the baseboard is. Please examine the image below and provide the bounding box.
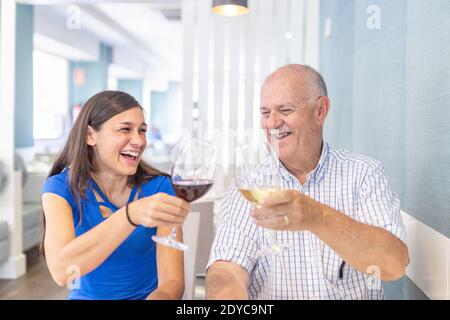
[0,253,26,279]
[401,211,449,300]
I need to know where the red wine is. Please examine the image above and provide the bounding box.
[172,179,214,202]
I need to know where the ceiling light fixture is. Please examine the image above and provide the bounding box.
[212,0,249,17]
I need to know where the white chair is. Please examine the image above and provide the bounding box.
[182,200,216,300]
[190,201,215,278]
[182,211,200,300]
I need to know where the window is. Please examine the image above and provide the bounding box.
[33,50,68,140]
[108,76,118,90]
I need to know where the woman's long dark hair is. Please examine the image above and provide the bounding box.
[39,91,168,257]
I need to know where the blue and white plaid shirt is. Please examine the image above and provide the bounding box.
[207,143,407,300]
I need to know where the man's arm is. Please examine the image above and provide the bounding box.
[310,203,409,281]
[206,261,249,300]
[251,191,409,281]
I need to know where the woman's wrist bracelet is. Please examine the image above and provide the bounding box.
[125,202,139,227]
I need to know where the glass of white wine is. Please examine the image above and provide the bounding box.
[233,139,290,257]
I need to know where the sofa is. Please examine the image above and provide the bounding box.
[22,172,46,252]
[22,203,42,251]
[0,220,10,264]
[0,161,9,263]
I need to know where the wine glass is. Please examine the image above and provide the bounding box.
[233,137,290,257]
[152,139,216,251]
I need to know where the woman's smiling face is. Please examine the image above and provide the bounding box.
[86,107,148,176]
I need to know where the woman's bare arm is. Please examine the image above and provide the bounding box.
[43,192,188,287]
[147,227,185,300]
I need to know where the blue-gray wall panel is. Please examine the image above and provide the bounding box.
[383,276,428,300]
[404,0,450,237]
[352,0,407,201]
[69,43,111,108]
[15,4,34,148]
[117,79,143,105]
[321,0,354,151]
[319,0,450,300]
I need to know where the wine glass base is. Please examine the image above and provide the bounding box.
[257,242,290,257]
[152,235,189,251]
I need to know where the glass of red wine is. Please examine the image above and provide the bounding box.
[152,139,216,251]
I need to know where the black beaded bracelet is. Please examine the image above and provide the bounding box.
[125,202,139,227]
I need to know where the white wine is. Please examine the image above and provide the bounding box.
[238,187,278,208]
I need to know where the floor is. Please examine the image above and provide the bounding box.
[0,248,68,300]
[0,248,206,300]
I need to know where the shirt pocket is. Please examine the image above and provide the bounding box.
[320,244,368,299]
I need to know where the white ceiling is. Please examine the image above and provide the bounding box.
[94,2,182,72]
[21,0,182,82]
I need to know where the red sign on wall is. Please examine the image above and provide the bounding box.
[73,68,86,86]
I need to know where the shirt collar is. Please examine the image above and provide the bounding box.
[278,142,329,185]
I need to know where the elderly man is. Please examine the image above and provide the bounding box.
[205,64,409,300]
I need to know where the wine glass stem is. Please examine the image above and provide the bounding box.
[169,227,177,240]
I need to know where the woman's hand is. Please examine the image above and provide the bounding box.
[128,193,190,228]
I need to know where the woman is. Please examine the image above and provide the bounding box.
[40,91,189,300]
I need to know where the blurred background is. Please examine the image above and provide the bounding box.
[0,0,448,300]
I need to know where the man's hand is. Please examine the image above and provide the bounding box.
[251,190,409,281]
[250,190,324,231]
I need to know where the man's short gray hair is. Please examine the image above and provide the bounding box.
[307,65,328,97]
[265,64,328,97]
[293,64,328,97]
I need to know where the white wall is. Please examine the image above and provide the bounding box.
[181,0,319,192]
[0,0,26,279]
[34,5,99,61]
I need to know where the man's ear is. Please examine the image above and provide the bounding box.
[86,125,96,146]
[316,96,330,126]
